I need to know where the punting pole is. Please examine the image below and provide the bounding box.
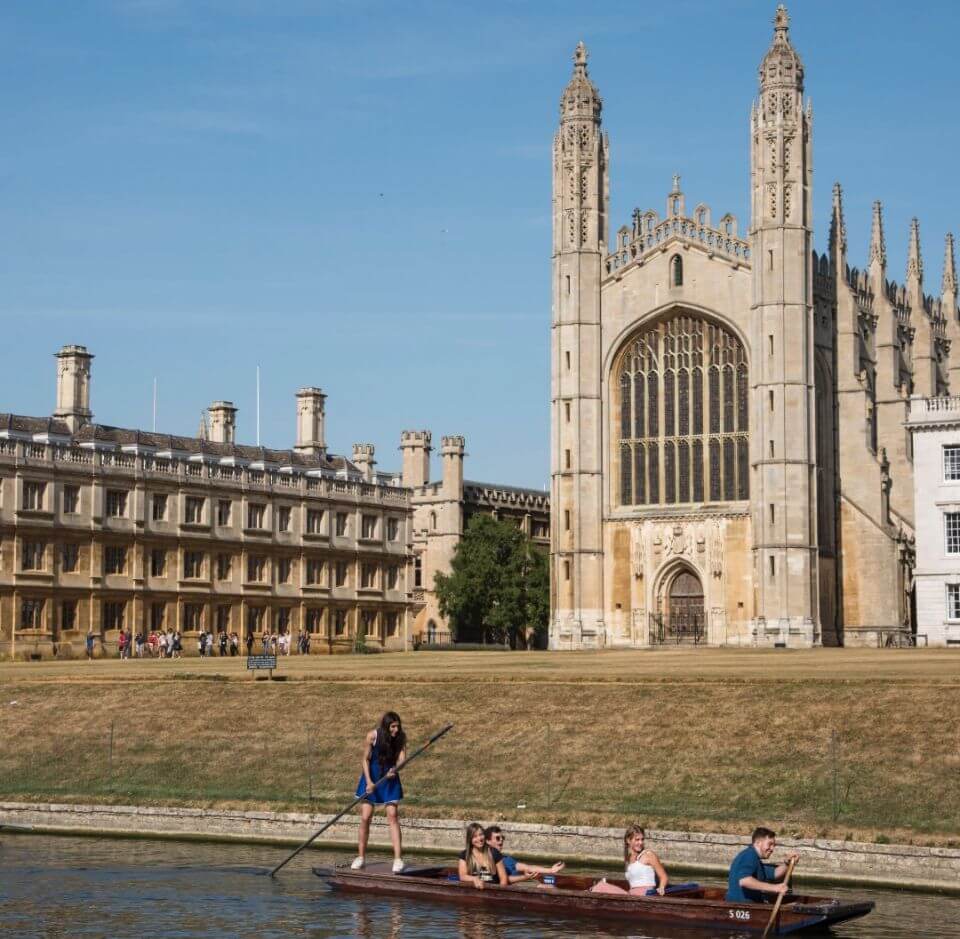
[268,723,454,877]
[761,856,798,939]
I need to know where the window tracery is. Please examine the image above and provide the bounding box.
[617,314,749,506]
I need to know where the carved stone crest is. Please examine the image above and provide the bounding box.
[630,524,644,579]
[711,520,724,578]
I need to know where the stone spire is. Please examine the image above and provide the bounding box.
[197,412,208,441]
[759,4,804,92]
[906,217,923,284]
[559,41,602,123]
[829,182,846,264]
[869,200,886,271]
[943,232,957,304]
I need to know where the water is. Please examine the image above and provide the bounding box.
[1,834,958,938]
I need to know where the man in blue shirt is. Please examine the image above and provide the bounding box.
[726,827,800,903]
[484,826,565,884]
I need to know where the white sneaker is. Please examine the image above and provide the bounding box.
[392,858,405,874]
[350,856,365,870]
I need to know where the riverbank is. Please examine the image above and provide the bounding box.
[2,650,959,843]
[3,801,960,893]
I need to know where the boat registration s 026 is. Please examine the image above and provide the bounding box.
[728,909,751,921]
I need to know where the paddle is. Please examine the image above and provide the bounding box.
[268,722,454,877]
[760,855,797,939]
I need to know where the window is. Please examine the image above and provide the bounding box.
[306,559,324,585]
[278,557,293,584]
[184,604,202,631]
[769,555,776,579]
[276,608,291,634]
[20,598,43,629]
[306,608,324,633]
[386,566,399,590]
[947,513,960,555]
[335,512,348,536]
[247,555,267,582]
[948,583,960,620]
[151,602,165,630]
[334,561,349,587]
[216,553,232,581]
[670,254,683,287]
[361,515,378,539]
[215,605,230,633]
[307,509,324,534]
[277,506,291,532]
[564,509,570,531]
[564,560,571,581]
[22,541,45,571]
[387,517,399,541]
[61,543,79,573]
[185,496,204,524]
[152,494,168,521]
[360,609,376,637]
[532,520,549,538]
[104,601,125,630]
[22,481,46,511]
[61,600,77,631]
[247,503,265,529]
[333,608,347,636]
[217,500,231,526]
[151,549,167,577]
[430,511,437,531]
[106,490,128,518]
[384,611,399,637]
[105,546,127,575]
[414,555,422,587]
[565,449,571,470]
[248,606,265,633]
[565,401,571,422]
[361,563,378,589]
[63,485,80,514]
[945,446,960,482]
[184,551,204,579]
[565,350,571,370]
[617,315,748,506]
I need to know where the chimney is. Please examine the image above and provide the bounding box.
[440,435,465,497]
[208,401,237,444]
[352,443,376,482]
[295,387,327,457]
[53,344,94,433]
[400,430,432,488]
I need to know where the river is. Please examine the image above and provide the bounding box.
[1,834,957,938]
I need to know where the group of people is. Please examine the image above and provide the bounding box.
[349,711,800,905]
[258,629,311,656]
[107,628,247,659]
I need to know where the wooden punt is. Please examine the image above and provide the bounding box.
[313,863,874,935]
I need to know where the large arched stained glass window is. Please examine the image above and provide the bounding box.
[617,314,749,506]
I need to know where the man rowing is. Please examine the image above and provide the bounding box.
[726,827,800,903]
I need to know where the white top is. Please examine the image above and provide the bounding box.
[625,857,657,889]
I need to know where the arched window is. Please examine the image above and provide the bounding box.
[671,254,683,287]
[616,314,749,506]
[430,511,437,531]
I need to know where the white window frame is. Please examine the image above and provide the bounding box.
[945,445,960,483]
[946,512,960,555]
[947,583,960,621]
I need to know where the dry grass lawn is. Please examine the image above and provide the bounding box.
[1,649,958,846]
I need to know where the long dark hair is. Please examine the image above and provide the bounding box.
[375,711,406,767]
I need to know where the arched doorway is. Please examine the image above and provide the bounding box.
[652,567,705,643]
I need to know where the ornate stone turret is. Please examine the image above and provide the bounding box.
[352,443,376,482]
[749,3,818,644]
[400,430,432,488]
[868,200,887,284]
[208,401,237,445]
[829,182,847,271]
[294,387,326,458]
[53,344,94,433]
[942,233,960,390]
[907,218,937,396]
[906,218,923,290]
[440,435,465,497]
[550,41,609,648]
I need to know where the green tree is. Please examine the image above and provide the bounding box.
[434,514,549,648]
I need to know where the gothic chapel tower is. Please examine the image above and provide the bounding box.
[749,7,819,642]
[549,43,609,648]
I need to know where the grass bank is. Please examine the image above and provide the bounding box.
[1,650,958,846]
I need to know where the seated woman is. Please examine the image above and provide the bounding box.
[590,825,669,896]
[458,822,508,889]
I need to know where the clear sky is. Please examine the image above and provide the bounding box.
[1,1,958,488]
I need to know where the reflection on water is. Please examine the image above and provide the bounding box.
[0,834,958,938]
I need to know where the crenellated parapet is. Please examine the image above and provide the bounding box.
[605,177,750,277]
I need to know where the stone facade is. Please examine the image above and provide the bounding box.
[0,346,412,658]
[398,431,550,645]
[907,395,960,647]
[550,7,948,649]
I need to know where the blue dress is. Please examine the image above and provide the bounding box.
[355,730,403,804]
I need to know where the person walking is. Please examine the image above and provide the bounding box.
[245,630,254,657]
[86,630,96,661]
[351,711,407,873]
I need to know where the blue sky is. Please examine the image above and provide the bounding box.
[1,0,958,488]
